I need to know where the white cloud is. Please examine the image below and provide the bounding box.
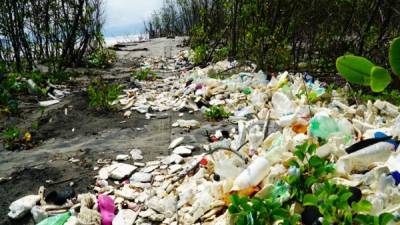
[104,0,163,36]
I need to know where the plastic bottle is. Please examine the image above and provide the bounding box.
[336,142,395,175]
[8,195,40,219]
[98,195,116,225]
[36,212,70,225]
[248,125,264,155]
[309,113,339,139]
[231,157,270,191]
[31,206,48,223]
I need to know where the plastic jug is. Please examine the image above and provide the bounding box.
[309,113,339,139]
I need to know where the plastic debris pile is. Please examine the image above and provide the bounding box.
[8,55,400,225]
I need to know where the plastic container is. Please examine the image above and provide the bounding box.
[309,113,339,139]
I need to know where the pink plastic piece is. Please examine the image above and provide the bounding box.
[98,195,115,225]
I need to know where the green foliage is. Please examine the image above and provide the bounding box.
[389,37,400,76]
[204,106,232,121]
[360,89,400,106]
[336,55,373,86]
[131,68,157,81]
[88,48,116,68]
[192,44,208,65]
[148,0,400,74]
[2,127,21,150]
[0,73,25,114]
[336,37,400,93]
[228,142,395,225]
[213,47,230,62]
[87,79,122,111]
[1,127,33,151]
[228,194,301,225]
[370,66,392,93]
[336,55,392,93]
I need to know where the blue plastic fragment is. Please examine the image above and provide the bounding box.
[374,132,399,149]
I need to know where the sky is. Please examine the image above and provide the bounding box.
[103,0,163,37]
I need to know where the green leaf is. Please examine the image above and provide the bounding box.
[338,192,353,205]
[288,159,300,168]
[389,37,400,76]
[303,194,318,206]
[352,200,372,213]
[336,55,374,85]
[370,66,392,92]
[309,155,324,167]
[271,208,289,220]
[307,144,317,155]
[323,164,336,174]
[379,213,394,225]
[305,176,318,188]
[354,214,374,224]
[230,194,240,206]
[294,149,305,161]
[228,205,240,214]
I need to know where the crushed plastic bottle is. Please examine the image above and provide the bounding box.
[271,91,295,118]
[309,112,339,139]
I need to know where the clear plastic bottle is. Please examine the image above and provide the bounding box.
[36,212,71,225]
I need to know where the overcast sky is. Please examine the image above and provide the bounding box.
[103,0,163,37]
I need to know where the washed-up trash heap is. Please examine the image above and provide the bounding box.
[8,56,400,225]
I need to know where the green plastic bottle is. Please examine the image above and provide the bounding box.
[309,113,339,139]
[37,212,71,225]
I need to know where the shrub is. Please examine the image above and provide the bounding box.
[204,106,232,121]
[87,79,122,111]
[2,127,33,151]
[0,73,25,114]
[192,44,208,65]
[88,48,116,68]
[213,47,230,62]
[131,68,157,81]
